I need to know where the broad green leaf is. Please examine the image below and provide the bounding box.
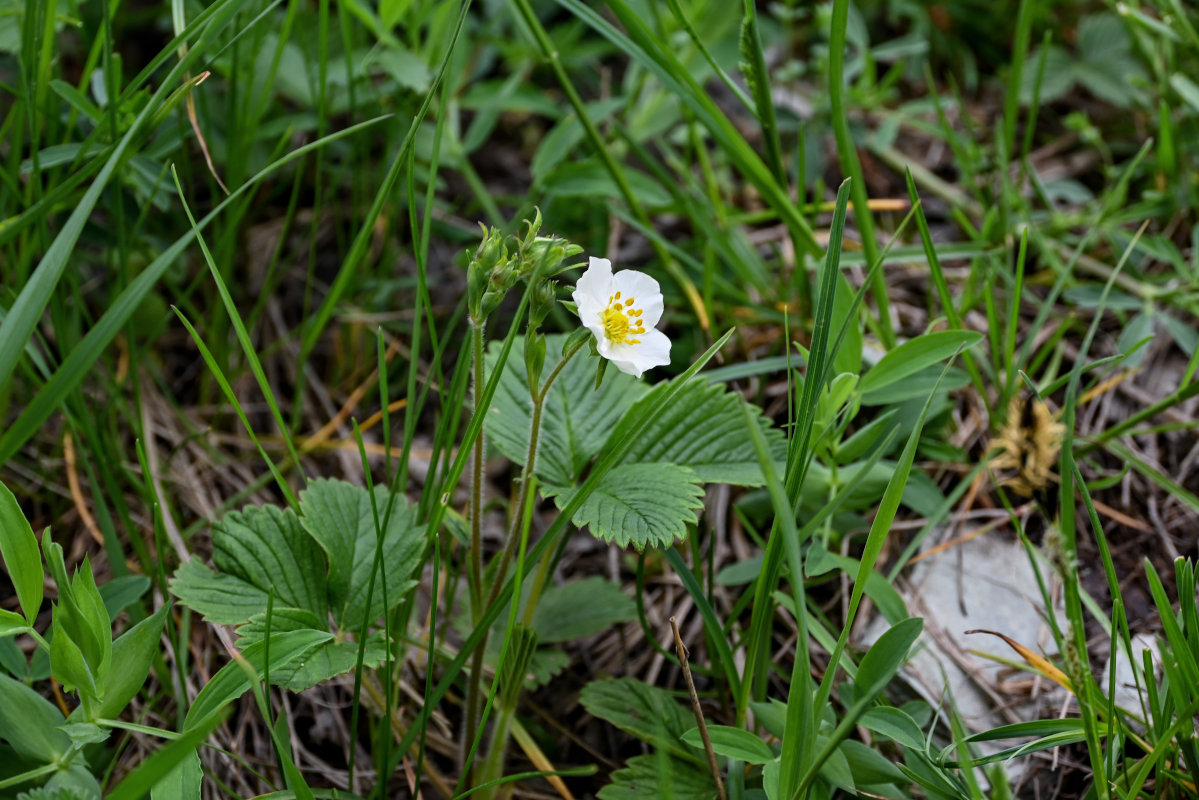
[0,607,28,636]
[98,575,151,620]
[831,271,863,376]
[840,738,907,785]
[171,503,327,625]
[485,335,647,486]
[0,673,69,762]
[529,577,636,643]
[544,158,673,207]
[598,754,715,800]
[184,630,332,729]
[856,617,923,697]
[749,698,789,739]
[817,734,856,793]
[715,556,764,586]
[859,706,926,750]
[51,606,99,702]
[860,364,969,405]
[803,545,908,624]
[0,479,43,624]
[858,331,982,398]
[297,479,424,629]
[150,748,202,800]
[618,377,788,485]
[680,724,774,764]
[579,678,702,761]
[69,563,112,682]
[108,710,225,800]
[544,463,703,549]
[59,723,109,746]
[87,605,169,721]
[1171,73,1199,113]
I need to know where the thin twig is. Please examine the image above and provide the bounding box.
[670,616,727,800]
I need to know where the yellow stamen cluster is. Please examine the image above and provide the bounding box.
[600,290,646,345]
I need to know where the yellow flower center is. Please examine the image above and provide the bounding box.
[600,291,646,345]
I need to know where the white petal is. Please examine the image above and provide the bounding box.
[611,269,664,328]
[572,256,613,323]
[603,328,671,378]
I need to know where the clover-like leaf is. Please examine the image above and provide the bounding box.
[544,463,704,550]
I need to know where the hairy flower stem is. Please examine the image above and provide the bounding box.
[462,340,583,784]
[469,322,486,621]
[461,321,488,773]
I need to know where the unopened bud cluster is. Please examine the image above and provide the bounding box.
[466,210,582,326]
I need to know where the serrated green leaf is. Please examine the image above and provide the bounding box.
[1020,45,1073,104]
[233,606,390,691]
[858,331,982,398]
[680,724,774,764]
[215,504,328,618]
[0,672,68,762]
[171,502,327,626]
[545,463,703,549]
[485,335,647,486]
[597,754,715,800]
[525,647,570,690]
[169,560,275,625]
[262,634,388,693]
[298,479,425,629]
[619,376,787,485]
[579,678,702,762]
[529,577,636,643]
[0,480,43,624]
[1077,13,1131,61]
[184,630,331,728]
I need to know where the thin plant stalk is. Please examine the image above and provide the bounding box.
[462,338,584,776]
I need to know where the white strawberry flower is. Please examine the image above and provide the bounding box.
[572,256,671,378]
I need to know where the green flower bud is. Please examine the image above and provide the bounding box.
[467,225,512,323]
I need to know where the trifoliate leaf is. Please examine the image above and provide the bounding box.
[615,377,787,485]
[544,463,703,550]
[298,479,425,630]
[484,335,647,486]
[529,577,636,643]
